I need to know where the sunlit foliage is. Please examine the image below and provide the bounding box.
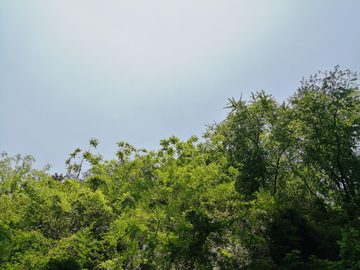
[1,66,359,269]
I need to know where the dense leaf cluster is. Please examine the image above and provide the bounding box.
[1,66,360,269]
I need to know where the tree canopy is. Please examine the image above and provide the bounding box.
[1,66,360,269]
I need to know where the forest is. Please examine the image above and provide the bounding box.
[1,66,360,269]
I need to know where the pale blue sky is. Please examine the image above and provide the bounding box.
[1,0,359,174]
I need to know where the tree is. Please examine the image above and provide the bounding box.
[2,66,360,269]
[206,91,295,198]
[289,66,360,212]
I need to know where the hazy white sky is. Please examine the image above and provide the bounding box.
[1,0,360,174]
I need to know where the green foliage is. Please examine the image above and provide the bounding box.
[289,66,360,210]
[208,91,294,199]
[334,227,360,269]
[0,222,12,263]
[1,66,360,269]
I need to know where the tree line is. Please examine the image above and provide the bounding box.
[1,66,360,269]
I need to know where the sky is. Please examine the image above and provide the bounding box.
[1,0,360,175]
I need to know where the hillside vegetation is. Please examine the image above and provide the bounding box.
[1,66,360,269]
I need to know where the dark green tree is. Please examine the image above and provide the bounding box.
[289,66,360,213]
[206,91,295,199]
